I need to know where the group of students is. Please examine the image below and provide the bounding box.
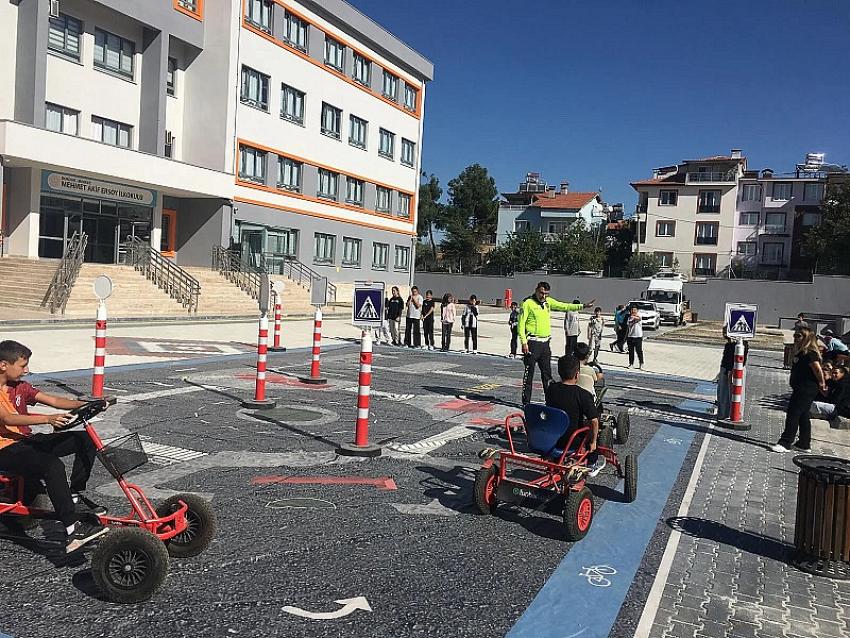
[376,286,482,354]
[608,304,647,369]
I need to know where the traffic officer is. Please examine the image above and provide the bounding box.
[518,281,595,405]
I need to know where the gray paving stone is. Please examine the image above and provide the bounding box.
[727,619,760,638]
[757,619,791,638]
[664,620,702,638]
[696,620,728,638]
[817,619,850,638]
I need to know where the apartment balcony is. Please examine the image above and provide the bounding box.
[686,172,736,183]
[635,204,647,215]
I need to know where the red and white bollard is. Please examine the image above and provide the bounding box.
[337,330,381,457]
[719,338,750,430]
[298,307,327,385]
[90,302,107,398]
[242,312,277,409]
[268,291,286,352]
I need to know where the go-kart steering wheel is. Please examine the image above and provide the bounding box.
[65,399,109,427]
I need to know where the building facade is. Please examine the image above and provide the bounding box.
[0,0,432,287]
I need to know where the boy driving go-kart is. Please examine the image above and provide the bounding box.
[0,340,109,552]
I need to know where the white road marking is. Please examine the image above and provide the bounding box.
[386,424,485,454]
[390,498,459,516]
[117,386,206,402]
[138,436,208,466]
[282,597,372,621]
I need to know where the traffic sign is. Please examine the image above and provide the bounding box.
[353,281,385,327]
[725,303,757,339]
[311,276,329,307]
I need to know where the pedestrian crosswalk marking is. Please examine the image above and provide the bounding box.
[356,296,380,320]
[139,436,208,466]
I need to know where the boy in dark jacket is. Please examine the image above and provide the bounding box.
[508,301,519,358]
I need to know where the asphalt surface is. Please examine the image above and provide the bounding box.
[0,343,715,638]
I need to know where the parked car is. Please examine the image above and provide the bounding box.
[627,300,661,330]
[640,269,689,283]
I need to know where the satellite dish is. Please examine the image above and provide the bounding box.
[93,275,113,301]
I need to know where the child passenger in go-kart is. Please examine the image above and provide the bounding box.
[0,340,109,552]
[544,355,606,477]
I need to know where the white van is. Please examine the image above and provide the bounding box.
[643,279,687,326]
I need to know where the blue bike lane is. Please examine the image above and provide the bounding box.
[508,380,716,638]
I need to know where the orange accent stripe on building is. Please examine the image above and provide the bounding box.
[242,19,422,120]
[173,0,204,21]
[234,195,418,236]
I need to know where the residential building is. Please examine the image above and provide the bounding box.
[631,150,747,277]
[496,173,608,245]
[0,0,432,287]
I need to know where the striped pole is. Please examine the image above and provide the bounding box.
[269,291,285,352]
[719,338,750,430]
[91,302,107,398]
[337,330,381,457]
[241,312,277,409]
[299,307,327,385]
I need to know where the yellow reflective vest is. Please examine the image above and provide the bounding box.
[518,296,584,344]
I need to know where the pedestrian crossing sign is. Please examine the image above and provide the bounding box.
[353,282,385,327]
[724,303,757,339]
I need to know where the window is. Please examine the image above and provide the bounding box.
[241,66,269,110]
[324,37,345,71]
[397,192,411,218]
[382,71,399,101]
[394,246,410,271]
[321,103,341,139]
[280,84,305,124]
[238,145,266,183]
[167,57,177,96]
[403,83,417,111]
[659,190,678,206]
[802,212,821,226]
[352,53,371,86]
[346,177,364,206]
[349,115,367,149]
[737,242,757,256]
[772,182,792,201]
[48,14,82,60]
[378,128,395,159]
[376,186,392,213]
[94,28,135,78]
[164,130,174,158]
[317,169,338,200]
[91,116,132,148]
[284,11,308,51]
[693,253,716,276]
[741,184,761,201]
[739,211,759,226]
[765,212,786,232]
[372,242,389,270]
[762,242,785,265]
[277,157,302,192]
[178,0,198,11]
[342,237,361,266]
[695,222,719,245]
[45,103,79,135]
[245,0,272,32]
[515,220,530,232]
[401,139,416,167]
[313,233,335,264]
[655,252,674,268]
[656,220,675,237]
[804,183,824,202]
[697,190,720,213]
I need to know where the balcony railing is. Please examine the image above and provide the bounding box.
[695,237,719,245]
[697,205,720,213]
[687,172,735,183]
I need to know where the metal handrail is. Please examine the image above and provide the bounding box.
[260,253,337,302]
[211,245,263,300]
[127,238,200,312]
[41,231,88,314]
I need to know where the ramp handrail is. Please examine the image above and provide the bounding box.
[127,238,200,312]
[211,245,263,300]
[41,231,88,315]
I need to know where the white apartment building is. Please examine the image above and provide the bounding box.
[631,150,747,277]
[0,0,432,287]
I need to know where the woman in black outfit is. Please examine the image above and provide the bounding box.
[773,327,827,453]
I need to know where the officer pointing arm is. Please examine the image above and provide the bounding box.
[518,283,595,355]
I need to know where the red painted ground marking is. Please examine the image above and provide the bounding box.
[251,475,398,491]
[235,373,332,389]
[435,398,494,413]
[469,417,505,426]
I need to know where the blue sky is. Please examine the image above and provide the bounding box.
[350,0,850,210]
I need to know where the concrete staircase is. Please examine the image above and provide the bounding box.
[0,257,58,313]
[182,267,317,316]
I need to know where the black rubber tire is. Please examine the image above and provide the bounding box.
[473,464,499,515]
[615,411,631,445]
[624,454,638,503]
[598,424,614,449]
[563,487,594,541]
[155,494,216,558]
[91,528,169,604]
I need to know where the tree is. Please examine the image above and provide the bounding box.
[804,180,850,275]
[439,226,480,273]
[603,221,635,277]
[440,164,500,273]
[624,253,661,278]
[417,174,443,263]
[485,230,547,274]
[547,222,605,274]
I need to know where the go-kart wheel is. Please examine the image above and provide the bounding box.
[155,493,216,558]
[91,528,169,604]
[624,454,638,503]
[473,463,500,515]
[597,425,614,449]
[563,487,594,541]
[615,411,631,445]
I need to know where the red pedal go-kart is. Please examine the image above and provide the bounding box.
[475,404,637,541]
[0,400,216,603]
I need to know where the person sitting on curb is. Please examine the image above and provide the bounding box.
[545,355,605,477]
[811,365,849,419]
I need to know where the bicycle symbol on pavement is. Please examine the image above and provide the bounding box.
[579,565,617,587]
[664,437,683,445]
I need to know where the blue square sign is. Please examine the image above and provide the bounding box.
[353,282,385,327]
[725,303,757,339]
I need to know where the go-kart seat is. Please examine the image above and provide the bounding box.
[523,404,580,462]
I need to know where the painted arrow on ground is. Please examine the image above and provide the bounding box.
[282,597,372,620]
